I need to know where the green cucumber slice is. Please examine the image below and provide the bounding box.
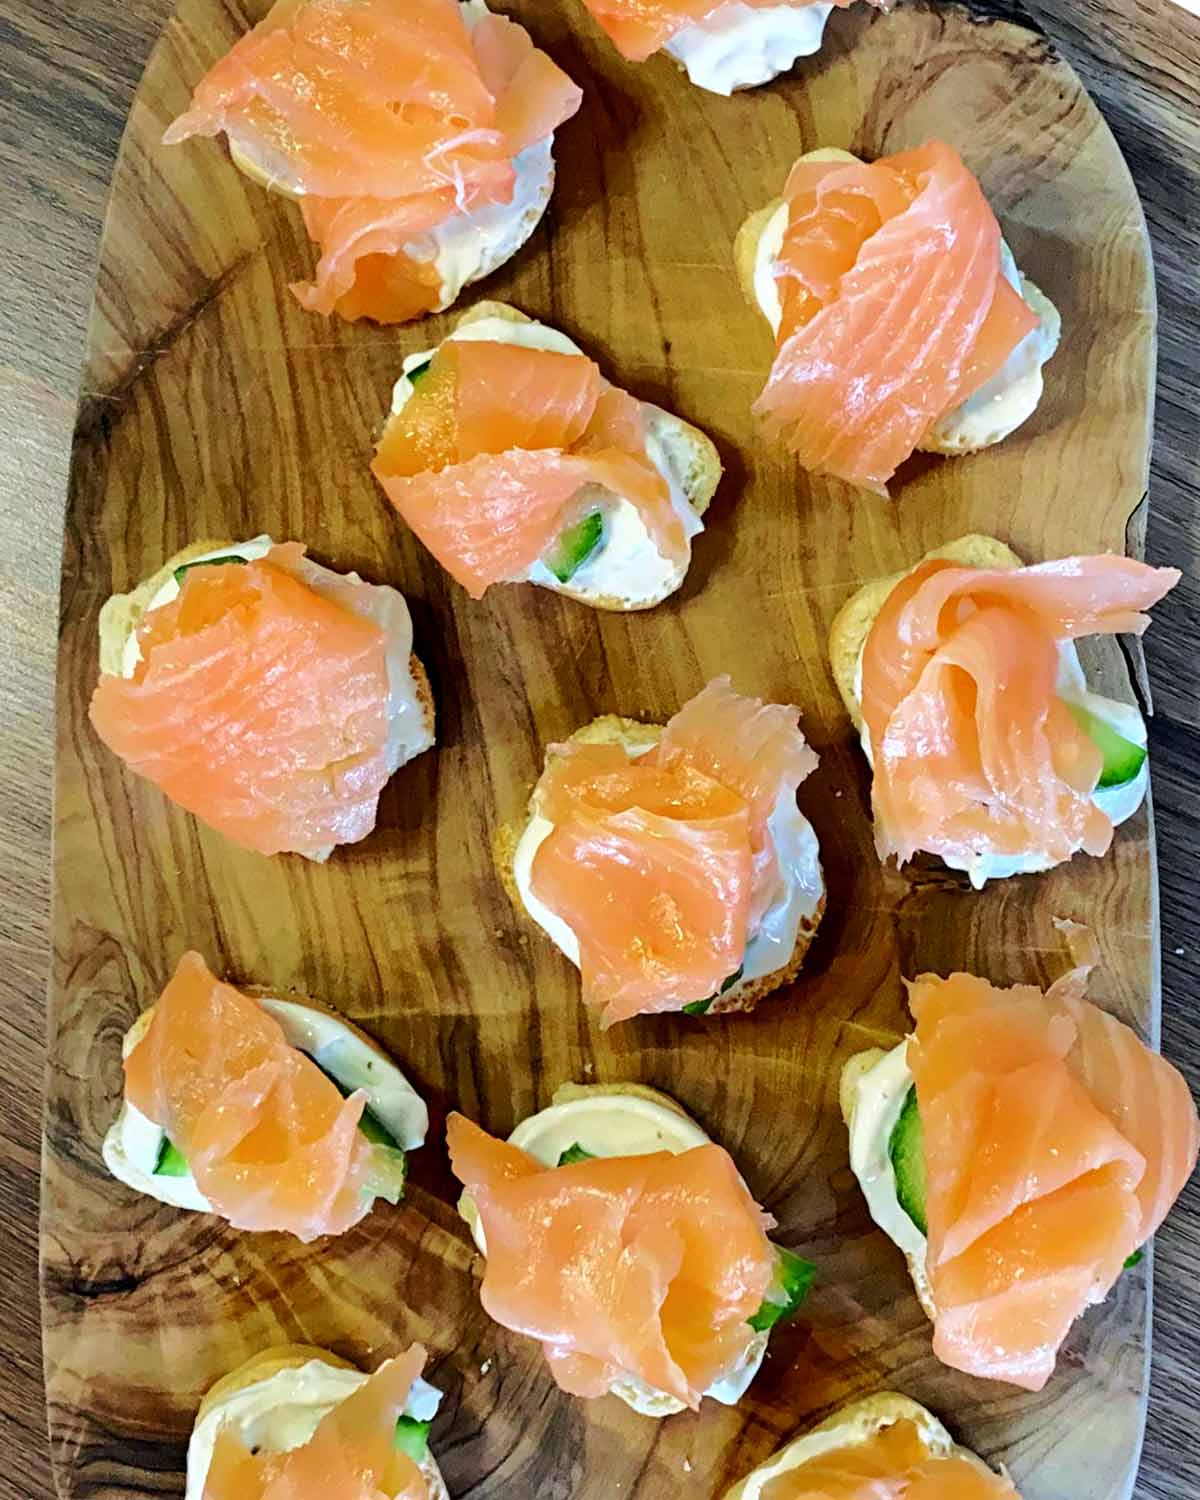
[682,966,745,1016]
[1068,702,1147,788]
[888,1086,927,1236]
[543,511,605,584]
[393,1415,431,1462]
[312,1060,405,1154]
[173,554,249,584]
[153,1138,190,1177]
[407,359,432,388]
[557,1142,595,1166]
[748,1245,816,1333]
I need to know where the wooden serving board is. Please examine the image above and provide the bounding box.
[44,2,1160,1497]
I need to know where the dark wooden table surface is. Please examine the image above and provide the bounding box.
[1,1,1196,1497]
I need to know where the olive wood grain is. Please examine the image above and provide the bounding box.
[38,3,1176,1500]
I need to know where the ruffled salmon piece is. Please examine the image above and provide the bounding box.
[582,0,872,63]
[758,1417,1019,1500]
[165,0,511,200]
[753,141,1040,493]
[203,1346,429,1500]
[529,678,817,1024]
[908,967,1199,1390]
[372,340,686,599]
[166,0,582,323]
[124,953,375,1241]
[447,1113,775,1408]
[860,554,1180,873]
[658,675,820,925]
[89,547,392,859]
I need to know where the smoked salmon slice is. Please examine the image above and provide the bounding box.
[89,544,417,860]
[446,1113,776,1408]
[528,678,818,1025]
[581,0,866,63]
[908,964,1199,1390]
[165,0,582,322]
[203,1345,430,1500]
[756,1417,1019,1499]
[753,141,1041,493]
[860,553,1180,876]
[123,953,381,1242]
[372,339,688,599]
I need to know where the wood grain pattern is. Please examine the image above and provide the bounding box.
[30,2,1188,1499]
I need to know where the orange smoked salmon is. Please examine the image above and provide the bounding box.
[860,553,1179,880]
[203,1346,431,1500]
[123,953,382,1242]
[447,1112,777,1408]
[754,1416,1019,1500]
[372,336,692,600]
[89,542,432,860]
[525,677,819,1025]
[908,962,1199,1390]
[165,0,582,322]
[752,141,1043,492]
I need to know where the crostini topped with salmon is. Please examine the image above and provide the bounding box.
[164,0,582,323]
[830,535,1179,886]
[578,0,886,96]
[736,142,1060,493]
[372,302,720,609]
[497,676,824,1025]
[103,952,429,1241]
[723,1392,1021,1500]
[190,1344,447,1500]
[89,538,434,860]
[450,1083,813,1415]
[841,936,1199,1391]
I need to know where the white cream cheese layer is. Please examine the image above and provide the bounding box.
[389,315,704,608]
[119,536,433,859]
[464,1088,767,1415]
[512,726,823,1001]
[102,997,428,1213]
[842,1043,930,1309]
[413,135,556,313]
[752,150,1059,450]
[185,1360,443,1500]
[853,639,1148,887]
[925,243,1061,451]
[663,2,834,95]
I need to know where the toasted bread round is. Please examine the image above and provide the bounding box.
[723,1391,993,1500]
[98,540,435,748]
[495,715,824,1017]
[195,1345,449,1500]
[452,303,721,613]
[734,198,785,313]
[828,534,1024,730]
